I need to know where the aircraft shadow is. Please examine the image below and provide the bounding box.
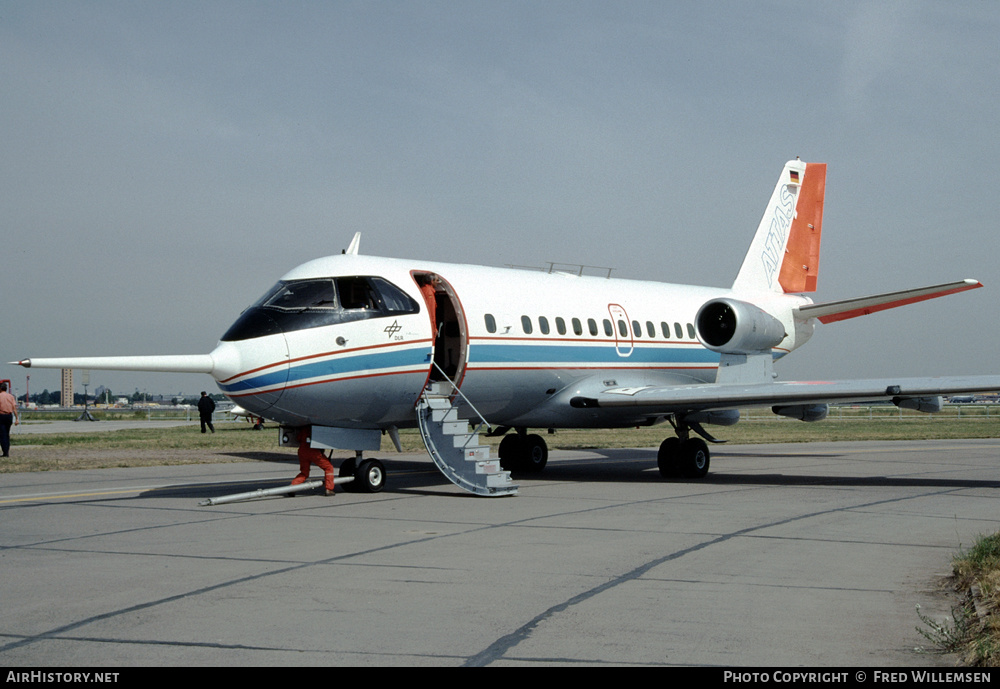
[140,455,449,501]
[512,448,1000,490]
[133,449,1000,501]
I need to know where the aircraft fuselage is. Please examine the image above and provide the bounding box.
[213,253,811,431]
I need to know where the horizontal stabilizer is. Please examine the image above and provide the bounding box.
[794,279,982,324]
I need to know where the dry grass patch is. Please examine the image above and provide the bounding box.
[919,533,1000,666]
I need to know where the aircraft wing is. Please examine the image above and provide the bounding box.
[570,375,1000,414]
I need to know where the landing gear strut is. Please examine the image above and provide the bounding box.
[657,419,710,479]
[497,429,548,473]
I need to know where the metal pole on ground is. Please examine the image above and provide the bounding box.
[200,476,355,506]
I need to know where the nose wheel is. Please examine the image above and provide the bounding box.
[339,454,386,493]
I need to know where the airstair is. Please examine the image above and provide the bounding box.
[416,376,518,497]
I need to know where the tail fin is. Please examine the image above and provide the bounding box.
[732,160,826,294]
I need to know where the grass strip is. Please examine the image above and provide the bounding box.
[918,532,1000,666]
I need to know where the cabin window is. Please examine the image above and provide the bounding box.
[588,318,598,336]
[632,320,642,338]
[674,322,683,339]
[603,319,613,337]
[572,318,583,336]
[521,316,533,334]
[661,322,671,339]
[556,317,567,335]
[687,323,696,339]
[617,319,628,337]
[646,321,655,338]
[485,314,497,333]
[539,316,550,335]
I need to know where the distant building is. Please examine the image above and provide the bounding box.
[61,369,73,406]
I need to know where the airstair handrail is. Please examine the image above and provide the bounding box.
[426,362,491,441]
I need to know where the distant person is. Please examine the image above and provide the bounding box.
[290,426,336,496]
[0,382,19,457]
[197,392,215,434]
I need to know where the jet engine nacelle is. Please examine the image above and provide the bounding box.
[695,298,787,354]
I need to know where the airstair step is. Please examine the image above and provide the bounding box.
[441,420,467,435]
[454,433,482,448]
[430,406,460,423]
[486,474,517,489]
[464,446,490,462]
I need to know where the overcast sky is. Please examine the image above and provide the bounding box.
[2,0,998,401]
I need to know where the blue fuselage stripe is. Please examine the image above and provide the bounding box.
[472,343,719,365]
[220,341,721,394]
[220,347,431,393]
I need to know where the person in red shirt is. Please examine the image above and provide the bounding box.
[291,426,336,496]
[0,382,19,458]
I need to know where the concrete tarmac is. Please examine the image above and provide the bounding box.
[1,438,998,667]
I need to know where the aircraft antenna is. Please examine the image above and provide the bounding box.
[345,232,362,256]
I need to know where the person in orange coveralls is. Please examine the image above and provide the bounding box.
[291,426,336,496]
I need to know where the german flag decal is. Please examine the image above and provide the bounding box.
[789,170,800,184]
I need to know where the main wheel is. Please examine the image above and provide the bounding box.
[679,438,710,479]
[354,458,386,493]
[497,433,548,473]
[497,434,521,471]
[657,437,681,478]
[521,434,548,473]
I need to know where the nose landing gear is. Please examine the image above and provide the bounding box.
[338,452,386,493]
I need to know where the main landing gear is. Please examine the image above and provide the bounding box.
[496,420,713,481]
[337,452,386,493]
[657,418,711,479]
[657,437,710,479]
[497,430,548,473]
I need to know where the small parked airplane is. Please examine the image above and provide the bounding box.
[13,160,1000,496]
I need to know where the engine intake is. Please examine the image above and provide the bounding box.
[695,298,786,354]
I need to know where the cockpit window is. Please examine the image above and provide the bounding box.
[336,277,377,310]
[222,276,419,341]
[369,278,415,313]
[264,280,338,311]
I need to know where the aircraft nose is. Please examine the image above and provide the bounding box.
[207,341,242,381]
[211,326,291,414]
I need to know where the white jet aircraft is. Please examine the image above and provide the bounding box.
[13,160,1000,496]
